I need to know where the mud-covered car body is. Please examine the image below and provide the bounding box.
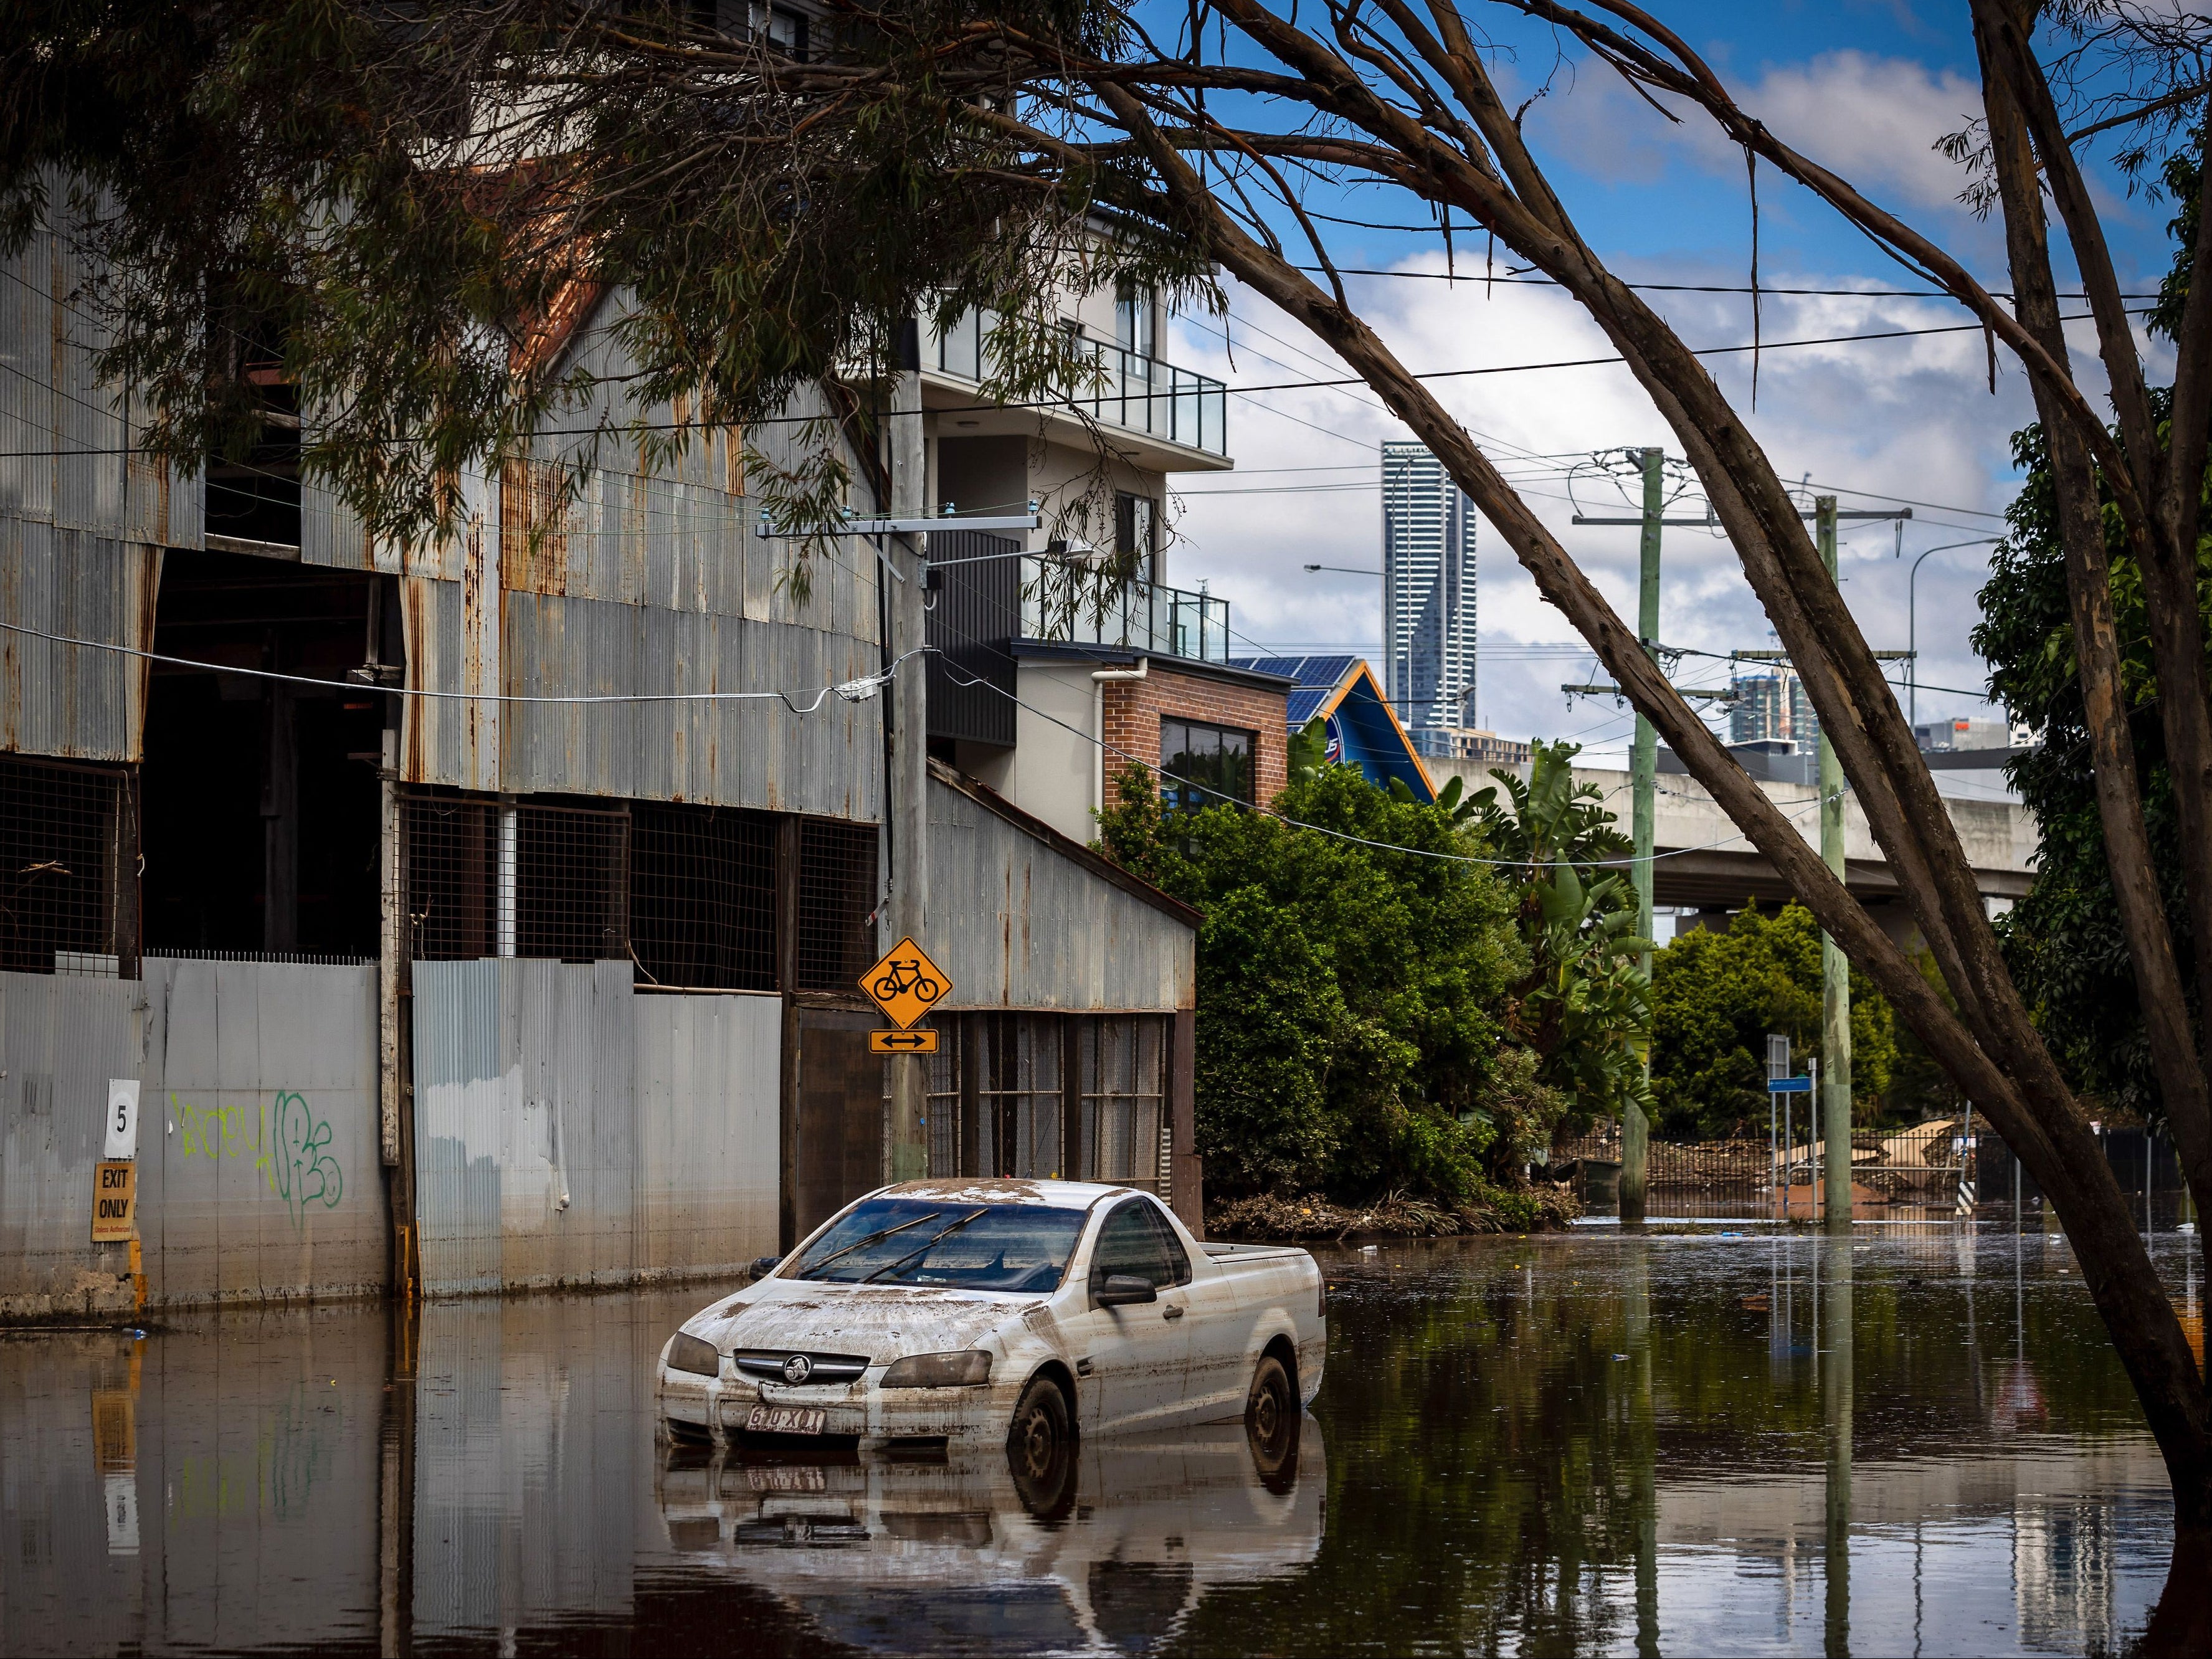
[657,1179,1324,1446]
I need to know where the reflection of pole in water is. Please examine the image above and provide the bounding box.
[1823,1236,1853,1657]
[1627,1237,1657,1659]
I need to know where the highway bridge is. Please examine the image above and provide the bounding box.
[1426,756,2036,948]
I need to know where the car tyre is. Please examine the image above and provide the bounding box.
[1245,1352,1299,1482]
[1006,1374,1078,1519]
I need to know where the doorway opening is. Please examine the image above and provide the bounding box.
[140,548,399,956]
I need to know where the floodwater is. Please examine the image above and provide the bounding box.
[0,1218,2200,1656]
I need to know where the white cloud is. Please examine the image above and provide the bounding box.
[1165,250,2032,759]
[1517,48,1993,248]
[1721,50,1987,215]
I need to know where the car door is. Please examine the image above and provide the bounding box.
[1063,1199,1192,1435]
[1151,1205,1250,1422]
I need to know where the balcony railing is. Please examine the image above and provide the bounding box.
[1021,556,1232,665]
[925,309,1228,457]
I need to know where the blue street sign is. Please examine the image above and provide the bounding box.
[1768,1076,1813,1094]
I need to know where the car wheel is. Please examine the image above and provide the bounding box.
[1006,1374,1078,1519]
[1245,1353,1299,1481]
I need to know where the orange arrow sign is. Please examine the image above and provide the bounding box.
[869,1029,941,1054]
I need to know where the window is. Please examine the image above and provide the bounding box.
[1088,1199,1183,1296]
[1114,280,1155,356]
[630,802,777,991]
[976,1014,1063,1177]
[1114,492,1156,571]
[1160,717,1255,817]
[789,1197,1085,1293]
[765,4,809,57]
[1081,1015,1166,1189]
[405,794,629,963]
[795,818,878,991]
[0,755,128,975]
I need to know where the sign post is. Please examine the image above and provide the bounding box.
[862,938,952,1169]
[1768,1069,1813,1219]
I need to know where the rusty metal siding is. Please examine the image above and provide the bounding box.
[635,991,780,1272]
[496,591,881,819]
[411,958,508,1295]
[0,959,383,1318]
[0,521,158,761]
[136,958,387,1306]
[0,214,200,550]
[411,959,779,1298]
[928,776,1195,1013]
[0,968,141,1317]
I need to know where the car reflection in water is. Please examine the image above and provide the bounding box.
[654,1409,1323,1654]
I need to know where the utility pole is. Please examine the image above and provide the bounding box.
[885,339,930,1183]
[1622,447,1663,1227]
[1816,497,1854,1229]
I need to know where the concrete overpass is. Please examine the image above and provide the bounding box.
[1425,756,2036,948]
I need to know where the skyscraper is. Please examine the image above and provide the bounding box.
[1729,669,1820,748]
[1380,441,1478,733]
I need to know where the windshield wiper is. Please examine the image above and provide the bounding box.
[862,1208,992,1283]
[800,1212,942,1278]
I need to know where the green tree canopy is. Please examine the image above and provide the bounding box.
[1650,905,1895,1142]
[1096,764,1527,1204]
[1970,137,2208,1124]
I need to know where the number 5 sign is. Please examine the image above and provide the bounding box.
[103,1080,140,1161]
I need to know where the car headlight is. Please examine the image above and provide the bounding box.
[666,1332,721,1377]
[880,1349,992,1389]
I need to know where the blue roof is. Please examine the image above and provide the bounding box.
[1236,654,1361,688]
[1232,655,1433,802]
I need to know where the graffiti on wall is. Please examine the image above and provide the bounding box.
[171,1091,344,1234]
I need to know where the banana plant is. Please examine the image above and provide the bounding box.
[1459,741,1653,1121]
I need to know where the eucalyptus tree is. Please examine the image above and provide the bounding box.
[11,0,2212,1546]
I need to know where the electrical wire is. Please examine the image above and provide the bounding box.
[0,307,2142,463]
[919,597,1824,870]
[0,616,922,711]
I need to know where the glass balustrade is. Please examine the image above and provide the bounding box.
[1019,556,1231,665]
[923,309,1227,457]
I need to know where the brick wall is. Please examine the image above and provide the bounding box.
[1100,665,1287,812]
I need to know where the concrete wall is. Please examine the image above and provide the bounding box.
[986,660,1098,844]
[0,960,389,1320]
[411,961,779,1299]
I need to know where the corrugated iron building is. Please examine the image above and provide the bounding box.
[0,221,1201,1312]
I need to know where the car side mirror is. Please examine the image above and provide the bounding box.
[748,1255,782,1282]
[1095,1273,1157,1308]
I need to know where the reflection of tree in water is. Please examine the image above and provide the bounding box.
[1166,1236,2159,1656]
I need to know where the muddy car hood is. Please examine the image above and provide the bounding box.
[693,1281,1045,1363]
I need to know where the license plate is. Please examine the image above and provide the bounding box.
[745,1464,828,1493]
[746,1405,827,1435]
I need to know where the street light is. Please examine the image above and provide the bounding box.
[1303,563,1384,576]
[1901,537,2001,728]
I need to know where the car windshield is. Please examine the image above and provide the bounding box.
[789,1198,1088,1291]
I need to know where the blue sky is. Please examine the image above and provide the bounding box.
[1157,2,2185,777]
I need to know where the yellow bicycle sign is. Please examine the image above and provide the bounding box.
[862,938,952,1030]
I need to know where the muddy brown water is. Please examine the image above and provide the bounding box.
[0,1219,2197,1655]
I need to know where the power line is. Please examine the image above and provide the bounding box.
[0,616,921,710]
[934,650,1825,870]
[0,310,2136,463]
[1293,264,2161,302]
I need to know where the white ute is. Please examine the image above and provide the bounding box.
[657,1179,1325,1462]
